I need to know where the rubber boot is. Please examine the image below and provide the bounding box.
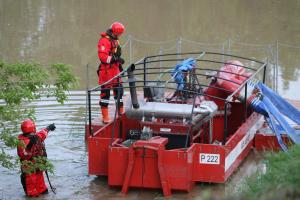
[101,107,111,124]
[119,106,125,115]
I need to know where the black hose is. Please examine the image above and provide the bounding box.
[45,170,56,194]
[127,64,140,109]
[42,141,56,194]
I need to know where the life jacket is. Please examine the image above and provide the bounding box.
[99,31,120,63]
[18,134,46,161]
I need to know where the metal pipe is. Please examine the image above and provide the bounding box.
[88,90,92,136]
[244,83,248,122]
[227,38,231,54]
[275,40,279,92]
[85,64,89,128]
[222,42,225,63]
[111,79,122,146]
[177,37,182,62]
[106,84,228,101]
[263,59,267,84]
[127,64,140,109]
[209,118,213,144]
[138,58,257,71]
[223,102,229,144]
[129,35,132,64]
[159,47,163,69]
[185,90,198,148]
[144,51,264,64]
[143,58,147,87]
[126,100,217,120]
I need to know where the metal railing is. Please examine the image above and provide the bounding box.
[87,51,267,145]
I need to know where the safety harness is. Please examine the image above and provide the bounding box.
[21,133,56,194]
[97,32,120,76]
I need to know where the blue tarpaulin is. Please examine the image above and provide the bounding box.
[171,58,196,91]
[250,82,300,151]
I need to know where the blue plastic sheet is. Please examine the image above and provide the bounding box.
[171,58,196,91]
[250,82,300,151]
[257,82,300,125]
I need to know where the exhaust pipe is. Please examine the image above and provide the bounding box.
[127,64,140,109]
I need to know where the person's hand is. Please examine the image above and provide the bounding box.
[46,123,56,131]
[111,55,125,64]
[118,57,125,65]
[111,55,118,63]
[115,46,122,57]
[119,65,124,72]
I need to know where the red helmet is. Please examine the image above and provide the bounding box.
[21,119,36,134]
[111,22,125,36]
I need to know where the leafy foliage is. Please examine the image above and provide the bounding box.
[50,63,78,104]
[21,156,54,174]
[232,145,300,200]
[0,60,77,172]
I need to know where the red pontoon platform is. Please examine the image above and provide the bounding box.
[86,52,292,196]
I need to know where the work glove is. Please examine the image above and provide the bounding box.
[26,135,38,150]
[119,65,124,72]
[46,123,56,131]
[111,55,118,63]
[111,55,125,65]
[115,46,122,57]
[118,57,125,65]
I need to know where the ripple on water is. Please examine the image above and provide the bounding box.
[0,91,266,199]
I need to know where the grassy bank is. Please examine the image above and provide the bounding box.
[232,145,300,200]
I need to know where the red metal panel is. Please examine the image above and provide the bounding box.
[212,116,225,143]
[254,133,291,151]
[122,137,168,190]
[193,113,264,183]
[129,149,161,188]
[227,103,248,136]
[109,137,196,195]
[193,144,226,183]
[224,113,264,180]
[163,149,195,191]
[88,137,113,175]
[108,147,129,186]
[110,138,169,190]
[224,140,253,180]
[211,103,250,144]
[112,148,162,189]
[87,103,267,194]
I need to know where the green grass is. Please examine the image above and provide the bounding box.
[232,145,300,200]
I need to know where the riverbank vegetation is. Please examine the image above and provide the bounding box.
[0,61,77,170]
[232,145,300,200]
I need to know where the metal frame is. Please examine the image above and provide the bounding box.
[87,52,267,139]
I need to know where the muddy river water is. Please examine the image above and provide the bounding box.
[0,91,266,200]
[0,0,299,199]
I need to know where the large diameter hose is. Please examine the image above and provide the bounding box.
[127,64,140,109]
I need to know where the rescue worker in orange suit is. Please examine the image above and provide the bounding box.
[97,22,125,123]
[17,119,56,197]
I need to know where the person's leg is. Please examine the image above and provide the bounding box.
[113,83,124,114]
[20,173,27,195]
[36,171,48,195]
[24,173,39,197]
[100,86,111,123]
